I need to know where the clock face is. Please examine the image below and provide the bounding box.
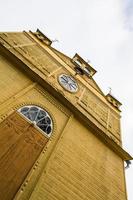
[58,74,78,93]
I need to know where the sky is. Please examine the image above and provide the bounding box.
[0,0,133,199]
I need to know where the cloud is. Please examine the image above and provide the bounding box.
[122,0,133,30]
[0,0,133,199]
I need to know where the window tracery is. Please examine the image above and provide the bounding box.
[58,74,78,93]
[18,105,53,136]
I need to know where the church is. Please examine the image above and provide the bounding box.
[0,29,132,200]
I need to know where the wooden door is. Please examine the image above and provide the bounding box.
[0,112,48,200]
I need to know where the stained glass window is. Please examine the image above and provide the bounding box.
[18,106,53,136]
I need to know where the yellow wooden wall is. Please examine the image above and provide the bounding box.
[29,117,126,200]
[0,32,127,200]
[0,54,32,105]
[0,31,122,145]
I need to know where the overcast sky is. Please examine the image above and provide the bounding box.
[0,0,133,199]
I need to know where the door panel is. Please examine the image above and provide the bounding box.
[0,112,48,200]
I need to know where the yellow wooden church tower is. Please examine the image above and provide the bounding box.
[0,29,132,200]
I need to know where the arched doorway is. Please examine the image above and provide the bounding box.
[0,106,53,200]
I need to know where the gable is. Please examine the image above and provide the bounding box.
[52,47,104,95]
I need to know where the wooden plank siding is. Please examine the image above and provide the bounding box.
[0,112,48,200]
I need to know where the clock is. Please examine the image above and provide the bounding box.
[58,74,78,93]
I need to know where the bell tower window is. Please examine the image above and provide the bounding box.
[72,53,97,78]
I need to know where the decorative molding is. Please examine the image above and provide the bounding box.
[0,83,37,121]
[35,85,70,117]
[77,87,121,140]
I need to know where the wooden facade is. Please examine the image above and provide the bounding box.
[0,30,132,200]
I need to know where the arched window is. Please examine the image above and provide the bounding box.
[18,105,53,136]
